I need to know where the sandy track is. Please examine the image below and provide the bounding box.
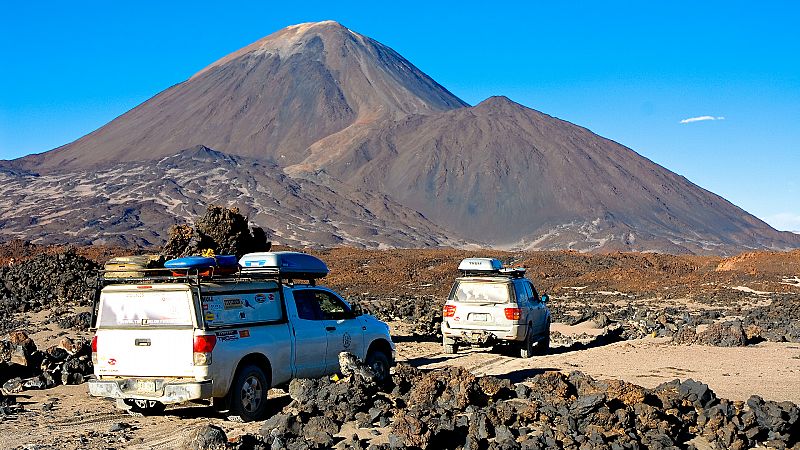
[396,326,800,404]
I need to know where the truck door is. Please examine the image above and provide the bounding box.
[292,288,364,374]
[317,289,365,372]
[285,289,329,378]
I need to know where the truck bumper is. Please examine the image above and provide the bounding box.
[88,378,212,405]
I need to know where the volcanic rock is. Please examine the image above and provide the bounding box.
[182,424,228,450]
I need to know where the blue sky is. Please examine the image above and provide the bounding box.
[1,1,798,231]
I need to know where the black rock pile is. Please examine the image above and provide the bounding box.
[0,391,18,418]
[0,248,98,323]
[742,297,800,343]
[549,293,800,346]
[0,331,93,396]
[350,295,443,340]
[162,205,271,258]
[247,355,799,450]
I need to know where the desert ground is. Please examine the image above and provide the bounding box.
[1,242,799,449]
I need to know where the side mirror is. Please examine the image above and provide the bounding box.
[541,294,549,303]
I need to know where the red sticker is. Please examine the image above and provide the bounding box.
[239,330,250,338]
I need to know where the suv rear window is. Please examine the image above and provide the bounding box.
[99,289,194,327]
[449,280,512,304]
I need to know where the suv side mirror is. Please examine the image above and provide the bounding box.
[541,294,549,303]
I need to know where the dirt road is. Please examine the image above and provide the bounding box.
[395,323,800,404]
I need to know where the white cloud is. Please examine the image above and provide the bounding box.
[764,213,800,233]
[679,115,725,124]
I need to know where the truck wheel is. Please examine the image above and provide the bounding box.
[227,364,269,422]
[443,342,458,354]
[365,350,391,383]
[519,324,534,358]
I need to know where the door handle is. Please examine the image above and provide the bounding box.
[325,326,336,332]
[135,339,151,346]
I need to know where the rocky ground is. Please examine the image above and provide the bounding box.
[0,242,799,448]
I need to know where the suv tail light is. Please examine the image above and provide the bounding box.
[443,305,457,317]
[91,335,98,365]
[504,308,521,320]
[193,335,217,366]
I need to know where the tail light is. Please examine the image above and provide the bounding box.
[91,335,98,365]
[504,308,521,320]
[193,335,217,366]
[443,305,457,317]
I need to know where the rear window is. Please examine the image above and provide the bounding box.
[449,280,512,304]
[202,281,282,327]
[99,289,194,327]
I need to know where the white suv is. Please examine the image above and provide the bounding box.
[441,258,551,358]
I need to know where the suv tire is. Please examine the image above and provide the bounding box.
[443,342,458,354]
[227,364,269,422]
[519,324,535,358]
[537,321,551,355]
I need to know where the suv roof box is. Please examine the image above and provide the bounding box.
[239,252,329,280]
[458,258,503,273]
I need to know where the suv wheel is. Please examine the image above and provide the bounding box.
[537,321,551,355]
[443,341,458,354]
[227,364,269,422]
[519,324,535,358]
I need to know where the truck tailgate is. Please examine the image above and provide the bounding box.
[95,328,196,377]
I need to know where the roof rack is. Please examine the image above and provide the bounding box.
[99,251,329,286]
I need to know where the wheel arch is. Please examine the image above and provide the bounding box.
[229,353,272,394]
[366,339,394,365]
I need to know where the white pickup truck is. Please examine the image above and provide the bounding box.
[88,252,394,422]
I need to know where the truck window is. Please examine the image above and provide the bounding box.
[99,289,194,327]
[293,289,354,320]
[293,290,323,321]
[201,281,282,327]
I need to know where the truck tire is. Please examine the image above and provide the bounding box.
[227,364,269,422]
[365,350,391,383]
[519,324,534,358]
[443,342,458,354]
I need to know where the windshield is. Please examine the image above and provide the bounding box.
[449,280,512,304]
[99,289,194,327]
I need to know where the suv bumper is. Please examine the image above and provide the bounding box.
[88,378,212,405]
[442,321,526,343]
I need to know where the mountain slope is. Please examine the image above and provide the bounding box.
[292,96,800,253]
[16,21,466,172]
[0,146,467,248]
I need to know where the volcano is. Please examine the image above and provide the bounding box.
[4,21,798,254]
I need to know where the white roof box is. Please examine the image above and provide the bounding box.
[458,258,503,273]
[239,252,329,279]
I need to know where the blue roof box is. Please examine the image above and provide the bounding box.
[239,252,329,279]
